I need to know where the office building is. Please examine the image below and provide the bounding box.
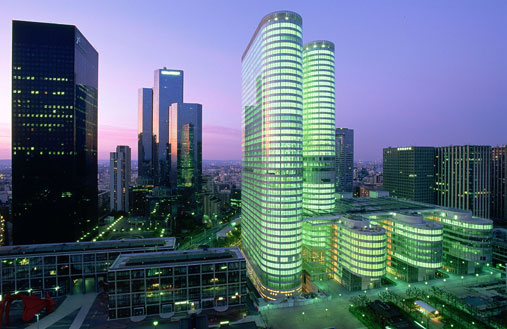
[108,247,246,319]
[422,209,493,274]
[11,20,98,244]
[335,128,354,193]
[138,88,155,181]
[302,41,336,212]
[110,146,132,212]
[492,228,507,270]
[383,147,436,203]
[0,238,175,297]
[152,69,184,186]
[491,146,507,220]
[241,11,304,300]
[435,145,491,218]
[372,212,443,282]
[168,103,202,190]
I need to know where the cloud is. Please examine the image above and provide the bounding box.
[203,124,240,137]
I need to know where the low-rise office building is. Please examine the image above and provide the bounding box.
[422,209,493,274]
[107,247,246,320]
[371,212,443,282]
[0,238,175,297]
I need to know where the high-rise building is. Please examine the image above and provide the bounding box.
[491,146,506,220]
[335,128,354,193]
[152,69,183,186]
[383,147,436,203]
[138,87,154,182]
[110,146,131,212]
[435,146,491,218]
[168,103,202,190]
[302,41,336,212]
[12,20,98,244]
[241,11,304,300]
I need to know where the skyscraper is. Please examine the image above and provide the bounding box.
[168,103,202,190]
[152,69,184,186]
[12,20,98,244]
[110,145,131,212]
[491,146,506,220]
[383,146,436,203]
[302,41,336,212]
[241,11,304,300]
[435,145,491,218]
[138,87,154,182]
[335,128,354,193]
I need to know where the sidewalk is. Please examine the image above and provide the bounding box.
[25,293,97,329]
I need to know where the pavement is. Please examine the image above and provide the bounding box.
[25,293,97,329]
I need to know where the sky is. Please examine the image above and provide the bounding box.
[0,0,506,161]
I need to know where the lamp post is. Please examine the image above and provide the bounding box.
[36,313,40,329]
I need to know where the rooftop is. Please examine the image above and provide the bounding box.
[110,247,244,270]
[0,237,175,258]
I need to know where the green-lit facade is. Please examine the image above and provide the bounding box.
[302,41,336,212]
[371,212,442,282]
[241,11,304,300]
[422,209,493,274]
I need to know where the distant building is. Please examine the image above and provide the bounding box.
[435,145,491,218]
[336,128,354,193]
[97,190,110,217]
[491,146,507,220]
[169,103,202,190]
[138,88,155,182]
[153,69,184,186]
[110,146,131,212]
[11,20,98,244]
[492,228,507,270]
[383,147,436,203]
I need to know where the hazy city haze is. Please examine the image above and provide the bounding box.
[1,0,506,160]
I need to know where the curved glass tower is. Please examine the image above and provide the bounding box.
[302,41,336,212]
[241,11,303,300]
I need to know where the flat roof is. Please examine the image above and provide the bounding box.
[110,247,244,270]
[0,237,175,258]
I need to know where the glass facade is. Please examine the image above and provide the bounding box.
[241,11,304,300]
[110,146,131,212]
[435,145,491,218]
[302,41,336,212]
[138,87,155,182]
[168,103,202,191]
[335,128,354,193]
[108,248,246,319]
[0,238,175,298]
[372,212,442,282]
[491,146,507,220]
[152,69,183,186]
[383,146,436,203]
[11,20,98,244]
[423,209,493,274]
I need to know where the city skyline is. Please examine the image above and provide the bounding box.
[1,0,506,161]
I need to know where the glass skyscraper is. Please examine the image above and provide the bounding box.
[152,69,183,186]
[241,11,304,300]
[168,103,202,190]
[138,87,154,182]
[335,128,354,193]
[11,20,98,244]
[302,41,336,212]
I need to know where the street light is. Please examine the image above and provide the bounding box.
[153,320,159,327]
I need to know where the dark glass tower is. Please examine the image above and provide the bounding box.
[12,20,98,244]
[335,128,354,193]
[152,69,184,186]
[383,146,436,203]
[168,103,202,191]
[138,87,154,182]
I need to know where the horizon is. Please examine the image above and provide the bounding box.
[1,0,506,161]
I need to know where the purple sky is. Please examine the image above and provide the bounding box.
[1,0,506,160]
